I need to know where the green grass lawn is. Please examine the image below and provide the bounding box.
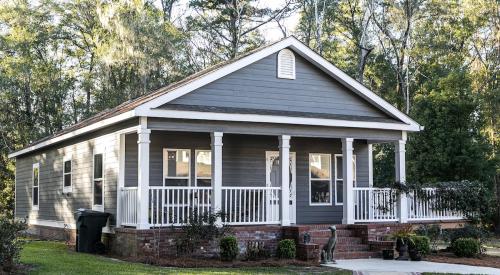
[21,241,350,275]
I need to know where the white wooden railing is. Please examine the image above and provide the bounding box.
[221,186,281,225]
[354,187,398,222]
[408,188,463,221]
[120,187,138,226]
[149,186,212,226]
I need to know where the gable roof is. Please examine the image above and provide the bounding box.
[9,36,421,158]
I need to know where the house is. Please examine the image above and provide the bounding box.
[9,37,462,259]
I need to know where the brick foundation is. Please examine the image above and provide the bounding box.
[111,225,282,259]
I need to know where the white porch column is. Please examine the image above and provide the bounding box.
[279,135,291,226]
[211,132,223,223]
[342,138,355,224]
[396,138,408,223]
[137,117,151,229]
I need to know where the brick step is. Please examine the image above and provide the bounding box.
[335,251,380,259]
[335,244,370,252]
[307,229,355,237]
[311,236,363,245]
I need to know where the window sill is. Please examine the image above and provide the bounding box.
[63,187,73,194]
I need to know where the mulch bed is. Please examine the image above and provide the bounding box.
[122,256,321,269]
[426,252,500,269]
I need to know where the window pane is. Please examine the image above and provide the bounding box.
[166,150,189,177]
[94,180,103,205]
[310,154,330,179]
[94,154,103,179]
[336,156,343,179]
[64,160,72,173]
[33,168,39,186]
[311,180,331,203]
[165,178,189,186]
[33,187,38,206]
[64,174,72,187]
[196,151,211,178]
[336,180,343,203]
[196,179,211,187]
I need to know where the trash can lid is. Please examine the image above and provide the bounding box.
[74,208,110,217]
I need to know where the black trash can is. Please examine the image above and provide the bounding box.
[75,209,110,254]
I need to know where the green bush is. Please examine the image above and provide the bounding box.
[415,224,441,252]
[444,224,490,244]
[451,238,481,258]
[219,236,239,261]
[410,235,431,255]
[0,216,26,272]
[277,239,296,259]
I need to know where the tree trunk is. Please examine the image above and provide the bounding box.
[357,47,372,83]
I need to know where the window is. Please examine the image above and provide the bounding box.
[32,163,39,210]
[63,156,72,193]
[93,153,104,210]
[277,49,296,79]
[163,149,190,186]
[309,153,332,205]
[195,150,211,186]
[334,154,357,205]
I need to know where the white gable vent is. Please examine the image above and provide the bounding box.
[277,49,296,79]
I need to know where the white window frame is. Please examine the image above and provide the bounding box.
[163,148,191,186]
[32,163,40,211]
[62,155,73,194]
[92,149,105,212]
[309,153,332,206]
[194,150,211,187]
[334,154,357,206]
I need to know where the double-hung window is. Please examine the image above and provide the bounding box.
[32,163,39,210]
[334,154,357,205]
[195,150,211,187]
[309,153,332,205]
[163,149,190,186]
[63,156,72,193]
[93,152,104,211]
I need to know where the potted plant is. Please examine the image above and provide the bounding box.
[391,226,415,261]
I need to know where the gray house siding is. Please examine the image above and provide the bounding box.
[165,50,392,120]
[126,130,370,224]
[14,119,137,226]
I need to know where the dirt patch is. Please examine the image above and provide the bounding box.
[426,252,500,269]
[121,255,321,269]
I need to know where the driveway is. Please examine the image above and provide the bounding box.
[324,259,500,275]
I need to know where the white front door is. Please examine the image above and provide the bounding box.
[266,151,296,224]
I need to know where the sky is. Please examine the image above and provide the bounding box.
[167,0,301,42]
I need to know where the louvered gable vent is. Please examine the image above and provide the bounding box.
[277,49,295,79]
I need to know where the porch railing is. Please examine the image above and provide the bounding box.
[221,186,281,225]
[407,188,463,221]
[353,187,398,222]
[149,186,212,226]
[120,187,138,226]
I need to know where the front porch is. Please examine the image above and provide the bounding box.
[115,119,462,229]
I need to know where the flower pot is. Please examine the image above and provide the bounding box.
[409,250,422,261]
[382,249,394,260]
[395,239,409,261]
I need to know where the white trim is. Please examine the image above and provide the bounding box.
[116,133,126,228]
[308,153,333,206]
[162,148,191,186]
[141,109,419,131]
[27,219,114,234]
[32,163,40,211]
[62,155,73,194]
[92,147,105,212]
[135,37,421,131]
[195,150,211,186]
[8,111,135,158]
[334,154,357,206]
[368,144,373,187]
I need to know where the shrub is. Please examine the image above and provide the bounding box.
[410,236,431,255]
[451,238,481,258]
[277,239,296,259]
[219,236,239,261]
[444,224,490,244]
[245,241,270,261]
[415,224,441,252]
[0,216,26,272]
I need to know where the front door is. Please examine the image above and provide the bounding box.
[266,151,296,224]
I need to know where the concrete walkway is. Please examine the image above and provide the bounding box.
[324,259,500,275]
